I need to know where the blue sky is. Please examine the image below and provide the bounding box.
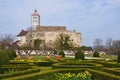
[0,0,120,46]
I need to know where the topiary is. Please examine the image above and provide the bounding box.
[58,50,65,57]
[117,51,120,63]
[93,51,100,57]
[75,49,85,60]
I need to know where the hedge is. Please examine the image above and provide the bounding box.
[34,61,53,66]
[88,68,120,80]
[2,68,120,80]
[102,68,120,76]
[0,63,37,74]
[52,62,103,69]
[0,67,40,79]
[98,61,120,68]
[2,69,60,80]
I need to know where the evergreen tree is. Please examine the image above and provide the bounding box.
[34,39,41,49]
[118,51,120,63]
[75,49,85,60]
[93,51,100,57]
[58,50,65,57]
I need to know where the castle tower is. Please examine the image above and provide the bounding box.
[31,10,40,30]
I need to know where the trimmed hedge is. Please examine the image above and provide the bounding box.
[52,62,103,69]
[2,68,120,80]
[88,68,120,80]
[98,61,120,68]
[0,67,40,79]
[102,68,120,76]
[34,61,53,66]
[2,69,60,80]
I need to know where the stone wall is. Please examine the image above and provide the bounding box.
[19,30,82,48]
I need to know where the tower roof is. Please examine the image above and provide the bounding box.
[32,10,40,16]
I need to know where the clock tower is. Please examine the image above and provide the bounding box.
[31,10,40,30]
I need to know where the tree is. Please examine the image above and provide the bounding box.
[112,40,120,55]
[93,38,104,51]
[118,51,120,63]
[105,38,113,49]
[80,46,93,51]
[34,39,41,49]
[54,33,73,50]
[0,50,9,66]
[75,49,85,60]
[58,50,65,57]
[93,51,100,57]
[5,50,17,60]
[0,34,14,50]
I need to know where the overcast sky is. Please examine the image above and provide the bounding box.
[0,0,120,46]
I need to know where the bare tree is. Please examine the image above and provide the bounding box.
[112,40,120,55]
[93,38,104,51]
[0,34,14,50]
[105,38,113,49]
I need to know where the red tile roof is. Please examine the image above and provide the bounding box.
[32,10,40,16]
[17,30,28,36]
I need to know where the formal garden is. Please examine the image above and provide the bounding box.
[0,49,120,80]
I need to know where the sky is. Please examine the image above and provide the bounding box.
[0,0,120,46]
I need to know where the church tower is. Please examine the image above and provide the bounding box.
[31,10,40,30]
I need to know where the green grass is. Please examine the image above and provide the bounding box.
[85,54,117,60]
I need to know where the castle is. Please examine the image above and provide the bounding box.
[17,10,82,49]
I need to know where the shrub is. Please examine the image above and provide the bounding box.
[93,51,100,57]
[5,50,16,60]
[58,51,65,57]
[75,49,84,60]
[0,50,9,66]
[0,68,40,79]
[117,51,120,63]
